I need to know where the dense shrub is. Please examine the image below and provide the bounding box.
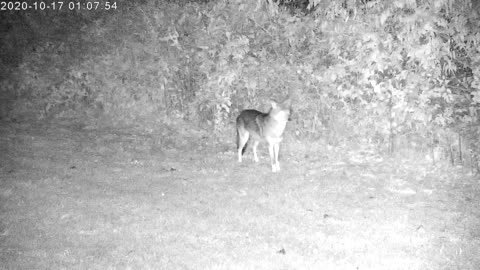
[1,0,479,170]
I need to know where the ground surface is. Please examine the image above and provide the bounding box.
[1,120,479,270]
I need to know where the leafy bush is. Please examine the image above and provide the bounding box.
[1,0,479,169]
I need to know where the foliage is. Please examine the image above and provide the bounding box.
[1,0,479,166]
[303,0,480,159]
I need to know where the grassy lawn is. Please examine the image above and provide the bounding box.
[1,121,479,269]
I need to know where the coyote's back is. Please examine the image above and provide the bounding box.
[236,98,291,172]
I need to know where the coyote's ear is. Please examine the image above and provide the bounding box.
[270,100,278,108]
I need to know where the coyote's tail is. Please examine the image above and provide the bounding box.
[236,126,248,155]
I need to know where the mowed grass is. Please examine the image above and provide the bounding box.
[0,121,479,269]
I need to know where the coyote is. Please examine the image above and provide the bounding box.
[236,98,291,172]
